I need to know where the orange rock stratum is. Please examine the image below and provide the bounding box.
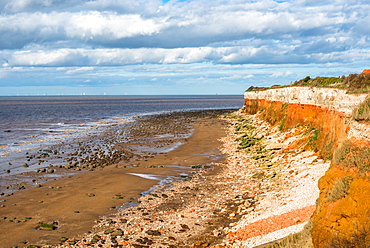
[242,87,370,247]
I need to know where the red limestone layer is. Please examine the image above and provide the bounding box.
[242,86,370,248]
[243,99,348,159]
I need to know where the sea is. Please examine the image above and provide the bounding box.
[0,95,244,194]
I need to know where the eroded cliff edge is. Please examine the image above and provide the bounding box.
[243,86,370,247]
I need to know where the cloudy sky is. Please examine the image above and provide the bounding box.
[0,0,369,95]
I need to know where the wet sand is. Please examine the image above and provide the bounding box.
[51,111,326,248]
[0,111,230,247]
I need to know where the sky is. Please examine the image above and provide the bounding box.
[0,0,370,96]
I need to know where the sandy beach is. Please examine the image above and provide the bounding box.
[0,109,328,248]
[0,110,232,247]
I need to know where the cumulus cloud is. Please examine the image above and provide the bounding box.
[3,43,370,67]
[0,0,367,50]
[0,0,369,68]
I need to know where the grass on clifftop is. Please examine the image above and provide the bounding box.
[246,73,370,94]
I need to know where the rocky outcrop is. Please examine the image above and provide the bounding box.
[244,87,367,116]
[242,86,370,247]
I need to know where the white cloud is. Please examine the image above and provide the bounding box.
[64,12,166,40]
[220,74,254,80]
[3,43,370,67]
[66,67,94,74]
[270,71,294,77]
[0,0,368,51]
[1,0,370,95]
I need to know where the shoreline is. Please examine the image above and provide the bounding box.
[52,110,327,248]
[0,109,233,247]
[0,109,328,247]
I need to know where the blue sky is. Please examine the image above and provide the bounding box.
[0,0,370,95]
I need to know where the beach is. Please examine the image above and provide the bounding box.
[0,108,328,247]
[0,110,233,247]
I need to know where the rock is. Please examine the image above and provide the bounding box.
[111,229,123,237]
[193,241,211,247]
[60,237,68,242]
[38,222,56,231]
[271,156,280,164]
[120,218,128,223]
[213,230,223,237]
[146,230,161,236]
[104,229,114,234]
[180,224,190,230]
[265,143,284,150]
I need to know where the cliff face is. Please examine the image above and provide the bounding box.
[242,87,370,247]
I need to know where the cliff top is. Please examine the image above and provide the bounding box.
[247,72,370,94]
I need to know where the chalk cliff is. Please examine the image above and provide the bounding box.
[242,86,370,247]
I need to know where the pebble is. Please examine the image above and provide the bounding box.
[50,111,327,248]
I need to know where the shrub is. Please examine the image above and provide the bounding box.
[334,141,370,174]
[245,73,370,93]
[329,227,370,248]
[345,73,370,93]
[352,96,370,121]
[327,176,354,202]
[292,76,345,88]
[309,129,319,141]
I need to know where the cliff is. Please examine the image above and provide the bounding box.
[242,86,370,247]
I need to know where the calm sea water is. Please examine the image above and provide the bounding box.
[0,95,244,191]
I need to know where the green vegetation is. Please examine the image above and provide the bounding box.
[334,141,370,175]
[329,227,370,248]
[344,73,370,93]
[246,73,370,93]
[327,176,354,202]
[309,129,319,141]
[231,114,276,173]
[38,222,57,230]
[353,96,370,121]
[278,117,286,131]
[292,76,345,88]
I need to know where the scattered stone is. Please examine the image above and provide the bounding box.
[38,222,57,231]
[104,229,114,234]
[60,237,68,242]
[145,230,161,236]
[111,229,123,237]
